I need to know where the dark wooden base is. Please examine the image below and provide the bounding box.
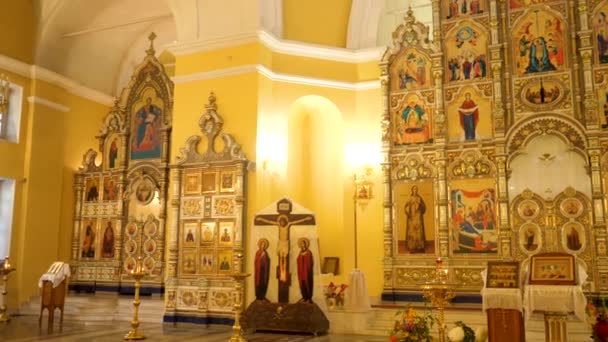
[487,309,525,342]
[241,300,329,335]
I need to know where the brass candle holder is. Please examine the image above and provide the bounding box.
[0,256,15,323]
[229,252,250,342]
[125,256,147,340]
[420,257,457,342]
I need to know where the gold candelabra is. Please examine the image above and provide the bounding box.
[229,252,250,342]
[420,257,457,342]
[125,256,146,340]
[0,256,15,323]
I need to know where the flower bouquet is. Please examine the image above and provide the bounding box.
[447,321,475,342]
[587,297,608,342]
[324,282,348,308]
[389,306,435,342]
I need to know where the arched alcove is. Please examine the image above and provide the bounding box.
[508,134,590,200]
[286,95,345,269]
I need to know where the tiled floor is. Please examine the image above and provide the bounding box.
[0,315,388,341]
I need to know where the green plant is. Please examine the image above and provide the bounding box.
[389,306,435,342]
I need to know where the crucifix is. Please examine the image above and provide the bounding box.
[254,198,316,303]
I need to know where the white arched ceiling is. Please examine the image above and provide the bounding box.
[35,0,176,96]
[34,0,282,96]
[347,0,433,49]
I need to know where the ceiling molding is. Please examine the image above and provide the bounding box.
[172,65,257,83]
[257,30,384,63]
[31,66,114,106]
[171,63,380,91]
[256,65,380,90]
[0,54,114,107]
[165,29,384,63]
[27,96,70,113]
[167,32,259,56]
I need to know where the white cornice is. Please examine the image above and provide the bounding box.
[166,32,259,56]
[171,64,380,91]
[257,30,384,63]
[256,65,380,90]
[0,54,114,107]
[164,29,384,63]
[27,96,70,113]
[30,66,114,106]
[172,65,258,84]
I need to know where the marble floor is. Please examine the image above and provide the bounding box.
[0,315,388,342]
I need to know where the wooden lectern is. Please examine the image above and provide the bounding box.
[38,262,70,331]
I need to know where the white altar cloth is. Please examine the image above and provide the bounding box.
[482,288,523,313]
[523,285,586,320]
[38,262,71,288]
[344,269,371,312]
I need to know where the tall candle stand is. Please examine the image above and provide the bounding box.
[229,252,250,342]
[0,256,15,323]
[125,256,146,340]
[420,257,457,342]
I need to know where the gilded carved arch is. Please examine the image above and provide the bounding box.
[447,149,496,179]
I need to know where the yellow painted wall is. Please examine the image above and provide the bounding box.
[0,0,35,63]
[1,75,109,307]
[283,0,352,48]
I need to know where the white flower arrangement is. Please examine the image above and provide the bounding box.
[448,326,465,342]
[474,327,488,342]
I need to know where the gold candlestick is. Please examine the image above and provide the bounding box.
[125,256,146,340]
[420,257,457,342]
[0,256,15,323]
[229,252,250,342]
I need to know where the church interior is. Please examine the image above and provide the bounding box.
[2,0,608,341]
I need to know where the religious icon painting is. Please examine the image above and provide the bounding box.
[393,94,433,145]
[182,222,198,247]
[561,222,585,252]
[219,170,236,192]
[125,222,138,237]
[102,176,119,202]
[512,10,566,76]
[212,196,235,217]
[520,78,564,109]
[201,172,217,193]
[124,256,136,273]
[218,250,233,273]
[444,22,488,82]
[200,221,216,245]
[80,219,97,259]
[143,238,157,255]
[130,88,164,160]
[443,0,485,19]
[100,219,116,259]
[124,240,137,255]
[84,177,100,202]
[388,48,432,91]
[559,197,583,218]
[199,249,216,273]
[181,250,197,274]
[446,87,492,142]
[144,220,158,236]
[519,222,541,254]
[144,256,155,272]
[449,178,498,254]
[594,5,608,64]
[509,0,551,10]
[393,181,436,255]
[135,179,155,205]
[596,86,608,128]
[105,135,120,170]
[218,221,234,246]
[518,199,540,221]
[183,171,201,195]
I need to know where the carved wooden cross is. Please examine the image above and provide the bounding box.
[254,198,315,303]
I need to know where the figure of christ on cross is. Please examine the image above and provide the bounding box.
[254,199,316,303]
